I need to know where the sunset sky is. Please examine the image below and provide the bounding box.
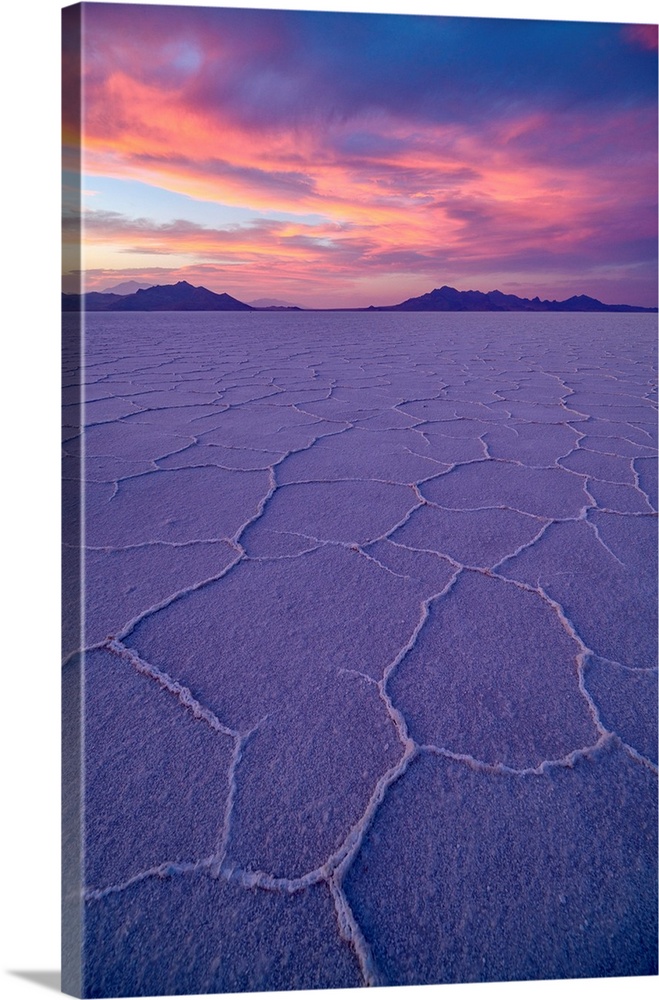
[62,2,658,308]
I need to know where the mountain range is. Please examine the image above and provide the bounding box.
[368,285,657,313]
[62,281,253,312]
[62,281,657,313]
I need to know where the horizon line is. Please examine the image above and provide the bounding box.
[63,280,659,312]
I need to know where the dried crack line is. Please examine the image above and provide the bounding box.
[231,467,278,547]
[84,858,212,902]
[62,638,110,669]
[632,457,658,510]
[490,519,552,572]
[210,724,262,877]
[74,538,236,552]
[583,517,626,566]
[619,742,659,775]
[321,744,419,983]
[245,543,325,563]
[114,552,245,643]
[105,637,239,739]
[338,667,379,687]
[584,655,658,676]
[375,496,428,541]
[575,652,610,738]
[420,732,613,776]
[329,879,382,986]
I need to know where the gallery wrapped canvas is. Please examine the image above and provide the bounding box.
[62,2,658,997]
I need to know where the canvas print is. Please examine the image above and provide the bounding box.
[61,2,658,997]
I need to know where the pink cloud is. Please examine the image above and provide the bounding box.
[622,24,658,52]
[70,9,657,307]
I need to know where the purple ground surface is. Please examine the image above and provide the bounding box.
[62,311,658,996]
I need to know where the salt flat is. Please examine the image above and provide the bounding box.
[63,311,657,995]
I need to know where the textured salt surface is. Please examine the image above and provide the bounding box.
[63,311,658,995]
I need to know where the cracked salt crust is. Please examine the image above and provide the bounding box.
[62,310,658,994]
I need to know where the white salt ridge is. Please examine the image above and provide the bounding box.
[65,311,657,993]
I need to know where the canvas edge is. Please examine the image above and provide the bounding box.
[62,3,84,997]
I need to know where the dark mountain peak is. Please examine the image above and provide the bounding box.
[109,281,253,311]
[63,281,254,311]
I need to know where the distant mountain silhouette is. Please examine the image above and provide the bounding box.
[249,297,302,309]
[369,285,657,313]
[254,305,303,311]
[102,280,154,295]
[62,281,253,311]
